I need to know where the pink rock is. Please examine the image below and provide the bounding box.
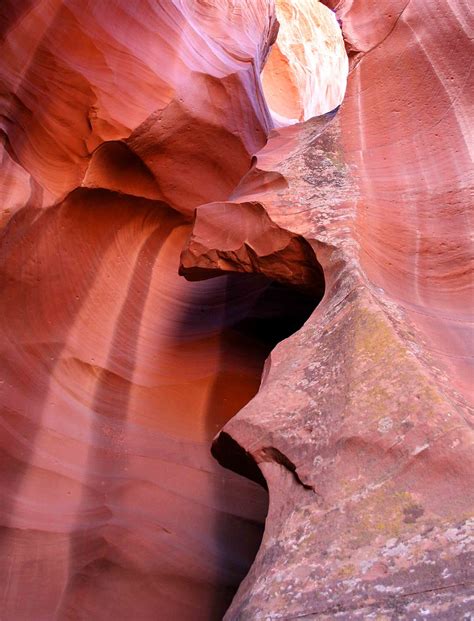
[0,0,472,620]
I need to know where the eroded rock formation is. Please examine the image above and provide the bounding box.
[0,1,473,620]
[0,2,281,619]
[261,0,348,124]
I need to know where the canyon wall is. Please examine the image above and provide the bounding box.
[0,1,473,620]
[0,2,280,619]
[210,1,474,618]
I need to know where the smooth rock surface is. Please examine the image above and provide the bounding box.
[262,0,348,124]
[1,0,473,620]
[0,1,281,619]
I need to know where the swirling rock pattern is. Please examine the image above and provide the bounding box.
[262,0,348,124]
[1,1,473,621]
[0,1,281,619]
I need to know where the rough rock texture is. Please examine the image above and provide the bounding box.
[200,1,474,618]
[1,1,473,621]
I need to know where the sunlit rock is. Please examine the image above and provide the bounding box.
[0,1,472,620]
[262,0,348,124]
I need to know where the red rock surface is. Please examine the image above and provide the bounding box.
[0,2,280,619]
[1,1,473,621]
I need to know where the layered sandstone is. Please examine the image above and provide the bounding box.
[0,2,281,619]
[262,0,348,124]
[1,1,473,620]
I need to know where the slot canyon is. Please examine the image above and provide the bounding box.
[0,1,472,620]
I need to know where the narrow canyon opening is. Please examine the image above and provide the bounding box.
[262,0,348,125]
[200,3,348,614]
[178,269,326,620]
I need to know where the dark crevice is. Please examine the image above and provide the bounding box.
[255,447,315,491]
[228,276,323,347]
[202,267,324,618]
[211,431,268,490]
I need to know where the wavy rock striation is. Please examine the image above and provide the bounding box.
[0,2,283,619]
[1,1,473,620]
[262,0,348,124]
